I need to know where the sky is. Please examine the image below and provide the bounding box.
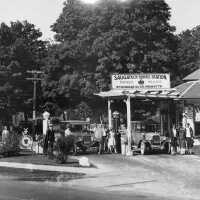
[0,0,200,41]
[0,0,64,41]
[166,0,200,33]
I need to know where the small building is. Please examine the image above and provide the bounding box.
[96,71,200,155]
[96,73,179,155]
[175,69,200,138]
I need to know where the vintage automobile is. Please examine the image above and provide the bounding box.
[60,120,99,154]
[131,120,171,155]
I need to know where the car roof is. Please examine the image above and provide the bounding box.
[60,120,90,125]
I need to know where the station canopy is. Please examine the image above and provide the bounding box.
[96,88,179,99]
[174,68,200,99]
[183,69,200,81]
[175,80,200,99]
[96,72,200,100]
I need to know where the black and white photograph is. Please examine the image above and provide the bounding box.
[0,0,200,199]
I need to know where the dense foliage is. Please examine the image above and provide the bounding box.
[0,21,47,120]
[42,0,178,117]
[0,132,20,156]
[1,0,199,121]
[176,26,200,82]
[54,135,75,163]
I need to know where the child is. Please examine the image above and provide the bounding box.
[108,129,116,153]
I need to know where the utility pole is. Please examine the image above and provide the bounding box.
[26,70,43,135]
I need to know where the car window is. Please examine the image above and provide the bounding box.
[132,121,160,133]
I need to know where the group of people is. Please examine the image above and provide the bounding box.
[63,124,123,155]
[171,123,194,155]
[94,125,122,154]
[43,124,75,157]
[2,120,194,157]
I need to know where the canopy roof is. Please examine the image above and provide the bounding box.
[183,69,200,81]
[96,88,179,99]
[96,81,200,100]
[175,81,200,99]
[96,70,200,100]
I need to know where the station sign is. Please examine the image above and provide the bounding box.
[111,73,170,90]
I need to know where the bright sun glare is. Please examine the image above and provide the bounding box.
[81,0,98,4]
[81,0,127,4]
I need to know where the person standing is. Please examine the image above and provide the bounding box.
[44,124,55,157]
[114,131,121,154]
[101,125,107,153]
[171,125,178,155]
[2,126,9,144]
[104,128,109,153]
[179,127,186,155]
[64,125,78,155]
[108,129,116,153]
[98,124,105,154]
[185,123,194,154]
[43,129,48,155]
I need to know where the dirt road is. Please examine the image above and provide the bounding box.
[64,154,200,200]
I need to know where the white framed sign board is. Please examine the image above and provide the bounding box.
[111,73,170,90]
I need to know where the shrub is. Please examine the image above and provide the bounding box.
[0,132,20,157]
[54,135,75,163]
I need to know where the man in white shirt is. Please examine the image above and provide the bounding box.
[65,125,72,137]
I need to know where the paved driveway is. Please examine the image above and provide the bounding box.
[65,154,200,200]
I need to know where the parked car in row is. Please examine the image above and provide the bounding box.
[131,120,171,155]
[59,120,99,154]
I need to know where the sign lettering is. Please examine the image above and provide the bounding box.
[111,73,170,90]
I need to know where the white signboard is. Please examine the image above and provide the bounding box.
[195,105,200,122]
[111,73,170,90]
[183,105,194,130]
[195,113,200,122]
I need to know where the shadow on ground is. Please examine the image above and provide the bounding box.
[0,167,85,182]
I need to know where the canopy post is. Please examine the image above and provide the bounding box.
[108,99,112,129]
[126,95,132,155]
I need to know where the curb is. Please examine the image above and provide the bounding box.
[0,161,104,175]
[0,154,112,175]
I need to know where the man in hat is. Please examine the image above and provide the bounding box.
[43,124,55,157]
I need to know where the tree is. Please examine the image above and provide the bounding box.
[176,26,200,81]
[51,0,178,89]
[0,21,47,119]
[43,0,178,118]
